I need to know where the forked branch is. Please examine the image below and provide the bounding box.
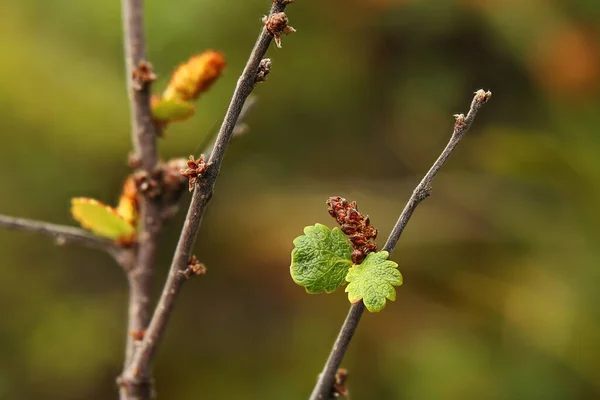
[309,89,492,400]
[119,0,297,393]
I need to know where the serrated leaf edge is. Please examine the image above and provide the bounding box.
[344,251,403,312]
[290,223,353,294]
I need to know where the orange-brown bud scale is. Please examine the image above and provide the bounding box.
[179,255,207,279]
[116,176,139,226]
[132,61,156,90]
[263,12,296,48]
[129,329,147,341]
[164,51,226,102]
[180,155,210,192]
[332,368,349,398]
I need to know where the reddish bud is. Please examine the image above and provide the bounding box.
[263,12,296,48]
[179,255,207,279]
[129,329,146,341]
[180,155,210,192]
[332,368,349,398]
[132,61,156,91]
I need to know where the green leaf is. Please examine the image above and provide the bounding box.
[71,198,136,242]
[345,251,402,312]
[151,97,195,123]
[290,223,353,294]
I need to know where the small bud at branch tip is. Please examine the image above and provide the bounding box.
[474,89,492,103]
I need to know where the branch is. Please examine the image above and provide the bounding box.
[0,214,119,253]
[203,95,258,160]
[120,0,161,398]
[121,0,296,389]
[309,89,493,400]
[232,95,257,137]
[122,0,157,171]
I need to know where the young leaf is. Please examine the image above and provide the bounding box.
[71,198,136,242]
[345,251,402,312]
[163,50,227,102]
[151,97,196,123]
[290,223,353,294]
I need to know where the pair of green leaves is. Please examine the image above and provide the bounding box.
[290,224,403,312]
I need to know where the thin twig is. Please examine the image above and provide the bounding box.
[121,0,295,388]
[0,214,136,275]
[0,214,119,253]
[120,0,161,398]
[203,96,258,160]
[309,89,492,400]
[233,95,258,137]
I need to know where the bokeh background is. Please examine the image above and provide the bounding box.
[1,0,600,398]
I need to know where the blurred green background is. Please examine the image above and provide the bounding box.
[1,0,600,398]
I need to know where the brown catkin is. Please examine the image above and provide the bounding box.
[326,196,378,264]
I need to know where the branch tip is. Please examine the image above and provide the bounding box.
[474,89,492,103]
[310,89,492,399]
[124,0,297,385]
